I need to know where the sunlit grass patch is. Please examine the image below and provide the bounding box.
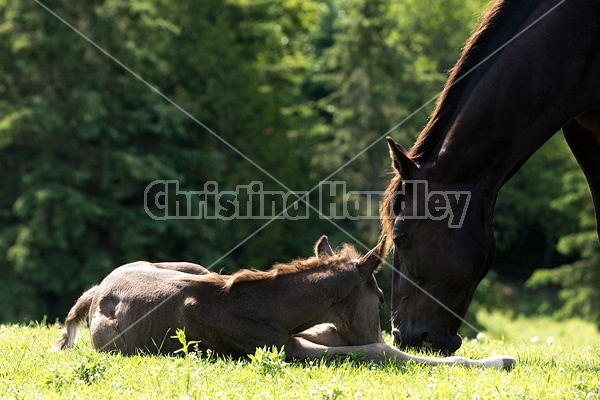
[470,309,600,346]
[0,316,599,399]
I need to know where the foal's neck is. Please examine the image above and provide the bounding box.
[241,265,357,333]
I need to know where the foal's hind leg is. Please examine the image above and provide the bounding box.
[564,118,600,239]
[88,295,129,353]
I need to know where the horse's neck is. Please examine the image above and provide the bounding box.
[423,0,600,201]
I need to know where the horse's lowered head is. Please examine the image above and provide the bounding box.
[309,235,387,345]
[382,138,497,355]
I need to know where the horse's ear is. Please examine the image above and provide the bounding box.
[358,235,387,277]
[315,235,335,258]
[386,137,415,177]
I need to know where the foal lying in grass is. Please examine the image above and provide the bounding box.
[52,236,515,370]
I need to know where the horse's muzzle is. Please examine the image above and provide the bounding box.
[392,328,461,356]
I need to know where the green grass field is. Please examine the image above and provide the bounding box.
[1,311,599,399]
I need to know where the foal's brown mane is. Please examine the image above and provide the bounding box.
[221,244,361,289]
[380,0,517,245]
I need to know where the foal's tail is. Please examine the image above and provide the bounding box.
[51,285,98,351]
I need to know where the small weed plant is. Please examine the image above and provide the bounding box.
[171,328,200,357]
[248,346,288,376]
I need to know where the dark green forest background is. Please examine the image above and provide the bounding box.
[1,0,598,329]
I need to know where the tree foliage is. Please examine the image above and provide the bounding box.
[0,0,597,325]
[526,151,600,324]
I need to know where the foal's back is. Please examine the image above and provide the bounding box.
[83,262,220,354]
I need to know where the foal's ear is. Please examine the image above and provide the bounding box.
[386,137,415,177]
[358,235,387,277]
[315,235,335,258]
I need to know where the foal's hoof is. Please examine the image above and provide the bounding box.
[480,355,517,371]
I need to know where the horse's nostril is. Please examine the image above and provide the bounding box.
[392,329,401,346]
[421,332,433,350]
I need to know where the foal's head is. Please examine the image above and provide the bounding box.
[314,235,387,345]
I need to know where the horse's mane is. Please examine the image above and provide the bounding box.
[381,0,520,243]
[410,0,519,162]
[222,244,361,289]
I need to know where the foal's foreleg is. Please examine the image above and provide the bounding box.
[292,324,350,346]
[387,349,516,370]
[283,338,515,370]
[362,343,516,370]
[284,338,413,363]
[284,336,351,360]
[284,337,407,364]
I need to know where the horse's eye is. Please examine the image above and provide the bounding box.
[394,233,408,246]
[379,291,385,308]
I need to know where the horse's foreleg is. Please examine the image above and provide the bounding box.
[564,119,600,240]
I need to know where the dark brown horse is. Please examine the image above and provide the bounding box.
[381,0,600,354]
[52,236,514,369]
